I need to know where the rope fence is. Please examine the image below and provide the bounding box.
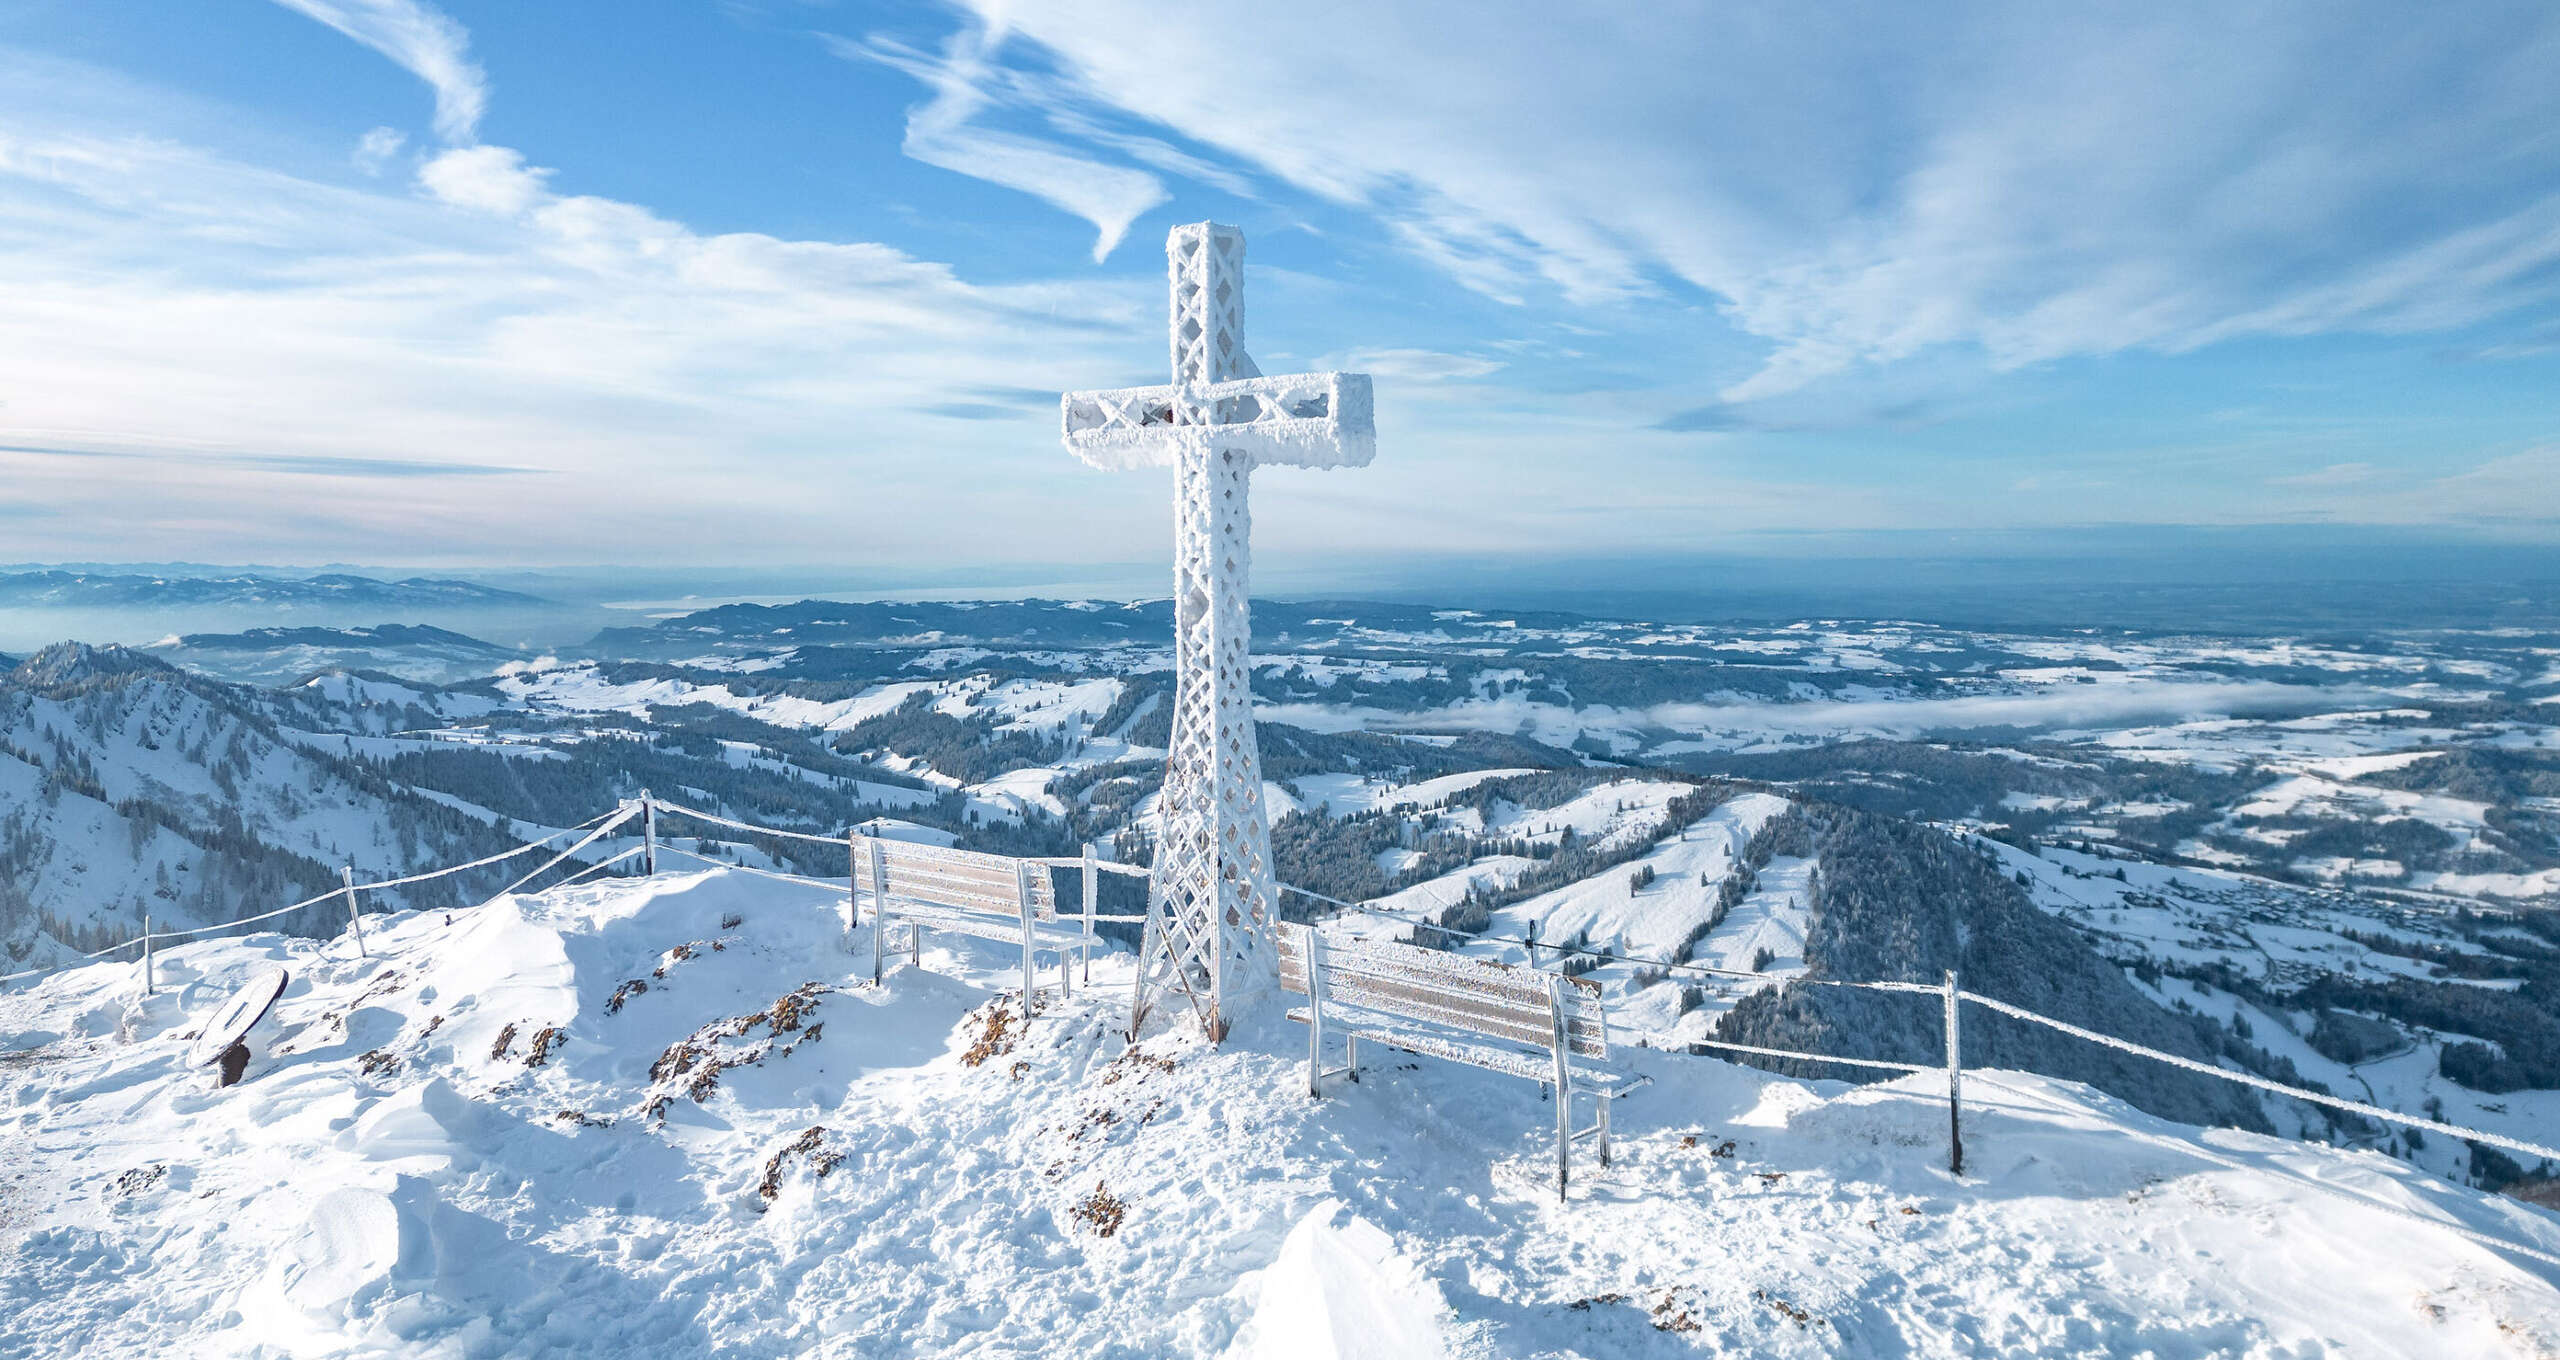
[1272,883,2560,1180]
[9,790,2557,1233]
[0,807,641,985]
[1962,991,2560,1167]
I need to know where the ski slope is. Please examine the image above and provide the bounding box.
[3,869,2557,1357]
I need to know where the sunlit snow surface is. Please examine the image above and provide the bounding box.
[4,869,2558,1357]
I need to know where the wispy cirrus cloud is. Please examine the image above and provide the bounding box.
[1,441,531,478]
[267,0,486,143]
[932,2,2560,399]
[2268,462,2378,489]
[1328,348,1505,383]
[0,92,1150,563]
[828,26,1167,261]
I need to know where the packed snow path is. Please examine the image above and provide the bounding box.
[3,870,2558,1357]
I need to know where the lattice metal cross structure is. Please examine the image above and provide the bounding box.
[1060,222,1376,1040]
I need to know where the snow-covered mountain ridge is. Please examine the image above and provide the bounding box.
[3,867,2555,1358]
[0,645,541,960]
[6,597,2558,1214]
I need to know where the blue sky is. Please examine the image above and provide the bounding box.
[2,1,2557,574]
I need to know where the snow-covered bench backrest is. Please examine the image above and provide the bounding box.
[1278,926,1606,1067]
[858,836,1058,919]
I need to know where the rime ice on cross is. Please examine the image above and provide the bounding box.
[1060,222,1376,1040]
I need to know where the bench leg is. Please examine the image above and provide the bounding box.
[1555,1087,1572,1201]
[1599,1091,1613,1168]
[1345,1034,1359,1082]
[872,911,885,985]
[1548,975,1572,1201]
[1307,1014,1324,1099]
[1020,937,1036,1025]
[911,924,921,968]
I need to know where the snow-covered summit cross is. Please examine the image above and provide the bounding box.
[1060,222,1376,1040]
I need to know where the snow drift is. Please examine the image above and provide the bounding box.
[3,867,2557,1357]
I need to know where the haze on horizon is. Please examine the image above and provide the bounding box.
[2,2,2557,573]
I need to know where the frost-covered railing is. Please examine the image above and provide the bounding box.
[0,805,642,988]
[12,792,2559,1249]
[1273,882,2560,1230]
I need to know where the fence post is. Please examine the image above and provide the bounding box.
[343,865,366,958]
[141,915,153,996]
[1081,845,1099,985]
[641,791,657,876]
[842,829,861,951]
[1944,968,1964,1176]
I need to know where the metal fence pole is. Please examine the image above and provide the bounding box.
[343,865,366,958]
[842,828,861,951]
[141,914,153,996]
[1944,968,1964,1176]
[1081,846,1099,985]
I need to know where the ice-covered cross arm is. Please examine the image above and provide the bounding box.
[1059,369,1376,471]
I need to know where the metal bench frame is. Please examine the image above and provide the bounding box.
[1280,923,1638,1199]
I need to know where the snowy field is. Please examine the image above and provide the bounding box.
[5,868,2558,1358]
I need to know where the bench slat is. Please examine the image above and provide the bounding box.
[888,902,1096,948]
[873,839,1012,870]
[871,860,1057,917]
[883,860,1033,898]
[1281,927,1606,1058]
[1285,949,1600,1026]
[866,840,1057,903]
[1285,948,1551,1012]
[1280,929,1599,1009]
[1281,931,1560,1007]
[1283,962,1602,1052]
[1281,932,1606,1019]
[880,877,1020,913]
[880,849,1018,881]
[1328,978,1600,1053]
[1287,1007,1563,1084]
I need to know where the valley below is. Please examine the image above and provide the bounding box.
[5,583,2558,1210]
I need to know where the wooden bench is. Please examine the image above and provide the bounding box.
[1279,923,1637,1198]
[855,835,1098,1020]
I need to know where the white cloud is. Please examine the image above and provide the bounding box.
[268,0,486,143]
[1329,348,1504,383]
[832,28,1166,261]
[0,111,1159,564]
[2255,446,2560,526]
[2269,462,2377,488]
[949,2,2560,396]
[417,145,548,216]
[353,126,405,175]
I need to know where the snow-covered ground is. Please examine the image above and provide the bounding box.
[6,868,2558,1357]
[1469,792,1789,972]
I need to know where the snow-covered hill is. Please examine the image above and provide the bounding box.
[4,868,2556,1357]
[0,646,542,963]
